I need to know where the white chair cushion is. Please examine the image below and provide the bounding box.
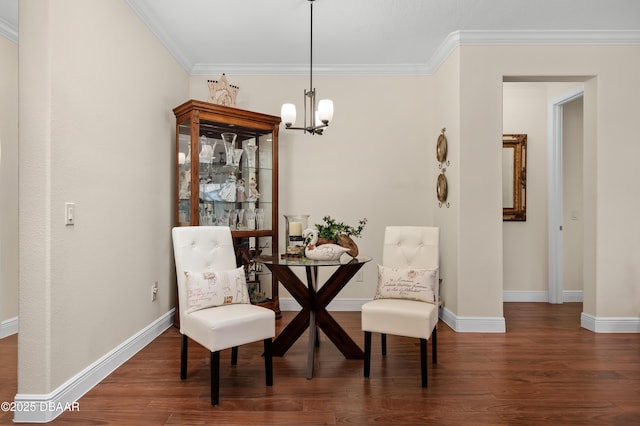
[361,298,438,340]
[181,303,275,352]
[184,266,250,313]
[374,265,438,304]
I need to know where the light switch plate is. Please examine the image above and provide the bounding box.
[65,202,75,225]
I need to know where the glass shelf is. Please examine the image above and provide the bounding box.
[173,100,281,319]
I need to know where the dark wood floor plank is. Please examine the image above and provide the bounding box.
[0,303,638,425]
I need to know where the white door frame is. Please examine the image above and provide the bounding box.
[547,87,583,304]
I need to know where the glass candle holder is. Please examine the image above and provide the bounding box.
[284,214,310,256]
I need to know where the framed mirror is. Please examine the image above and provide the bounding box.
[503,134,527,221]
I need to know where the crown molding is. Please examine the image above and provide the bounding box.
[189,29,640,76]
[190,62,430,76]
[122,3,640,77]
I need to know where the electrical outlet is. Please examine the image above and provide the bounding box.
[151,281,158,302]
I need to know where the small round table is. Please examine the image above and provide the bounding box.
[258,254,372,378]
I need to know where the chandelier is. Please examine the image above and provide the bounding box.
[281,0,334,135]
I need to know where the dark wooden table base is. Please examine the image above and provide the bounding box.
[263,260,366,378]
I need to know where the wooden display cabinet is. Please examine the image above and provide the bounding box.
[173,100,281,320]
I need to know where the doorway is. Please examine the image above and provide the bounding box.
[548,88,584,304]
[502,81,584,305]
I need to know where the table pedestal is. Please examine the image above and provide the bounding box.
[262,260,366,378]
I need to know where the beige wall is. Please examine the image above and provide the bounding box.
[18,0,188,394]
[189,74,434,299]
[562,97,584,293]
[502,82,584,298]
[0,35,19,327]
[459,45,640,319]
[430,49,461,315]
[503,83,550,294]
[9,0,640,411]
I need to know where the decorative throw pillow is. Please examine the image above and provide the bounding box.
[184,266,250,313]
[374,264,437,304]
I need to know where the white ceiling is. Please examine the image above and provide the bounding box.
[2,0,640,75]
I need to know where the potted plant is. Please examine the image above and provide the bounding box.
[314,215,367,257]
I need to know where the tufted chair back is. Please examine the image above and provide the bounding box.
[362,225,440,388]
[172,226,237,331]
[171,225,275,406]
[382,226,439,302]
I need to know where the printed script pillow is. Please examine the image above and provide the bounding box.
[374,265,437,304]
[184,266,250,313]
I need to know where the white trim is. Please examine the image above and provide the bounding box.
[279,297,367,312]
[548,87,585,304]
[190,30,640,76]
[280,298,506,333]
[581,312,640,333]
[456,29,640,46]
[503,290,583,303]
[441,307,506,333]
[563,290,584,303]
[13,309,175,423]
[119,6,640,76]
[439,306,457,331]
[504,291,549,302]
[190,63,430,77]
[0,316,18,338]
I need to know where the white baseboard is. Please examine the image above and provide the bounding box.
[439,307,506,332]
[280,298,506,333]
[0,316,18,338]
[503,290,584,303]
[279,297,367,312]
[581,312,640,333]
[13,309,175,423]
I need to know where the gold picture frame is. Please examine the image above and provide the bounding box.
[503,134,527,221]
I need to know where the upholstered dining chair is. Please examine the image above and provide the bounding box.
[361,226,439,387]
[172,226,275,406]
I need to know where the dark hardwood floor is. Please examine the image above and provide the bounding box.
[1,303,639,425]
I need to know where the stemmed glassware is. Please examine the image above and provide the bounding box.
[221,133,237,166]
[233,148,244,166]
[256,208,265,230]
[245,209,256,230]
[245,143,258,168]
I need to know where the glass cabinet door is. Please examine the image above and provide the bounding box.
[177,128,273,232]
[173,100,281,318]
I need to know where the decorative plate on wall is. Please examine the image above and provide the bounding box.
[436,129,448,163]
[436,172,448,203]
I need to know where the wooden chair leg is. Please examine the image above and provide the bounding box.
[264,338,273,387]
[180,334,188,380]
[432,327,437,364]
[381,333,387,356]
[364,331,372,378]
[231,346,238,366]
[420,338,427,388]
[211,351,220,406]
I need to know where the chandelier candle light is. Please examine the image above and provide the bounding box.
[281,0,333,135]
